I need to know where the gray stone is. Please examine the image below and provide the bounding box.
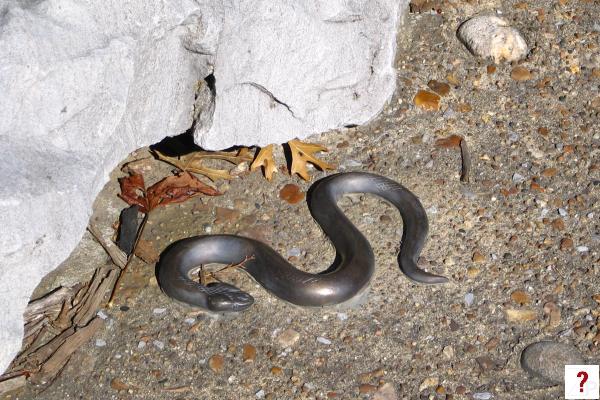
[521,341,585,384]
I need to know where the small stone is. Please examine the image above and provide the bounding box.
[414,90,441,111]
[472,392,493,400]
[95,338,107,347]
[96,310,108,320]
[541,168,557,177]
[457,15,528,63]
[510,290,530,305]
[464,292,475,307]
[558,208,568,217]
[279,184,305,204]
[442,345,455,359]
[472,251,486,263]
[337,312,348,321]
[560,238,574,251]
[467,267,480,278]
[551,218,565,231]
[214,207,240,224]
[242,344,257,362]
[270,366,283,376]
[153,340,164,350]
[511,66,532,81]
[455,102,472,113]
[419,377,439,392]
[277,329,300,347]
[373,383,398,400]
[576,246,589,253]
[476,355,497,371]
[110,378,131,391]
[317,336,332,345]
[521,341,584,383]
[427,80,450,96]
[486,64,496,74]
[543,302,561,329]
[359,384,378,394]
[255,389,265,399]
[153,307,167,315]
[286,248,302,257]
[137,341,146,349]
[209,354,225,373]
[505,308,537,323]
[512,172,525,183]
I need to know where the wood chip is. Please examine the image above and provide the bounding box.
[31,318,103,384]
[0,375,26,395]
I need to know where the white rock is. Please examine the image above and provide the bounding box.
[0,0,408,374]
[316,336,332,345]
[195,0,406,149]
[457,15,528,63]
[0,0,207,374]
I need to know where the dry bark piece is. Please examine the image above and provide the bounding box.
[250,144,277,181]
[414,90,440,111]
[87,224,127,268]
[242,344,257,362]
[0,375,26,395]
[505,308,537,323]
[279,184,305,204]
[30,318,103,384]
[288,139,335,181]
[73,268,119,326]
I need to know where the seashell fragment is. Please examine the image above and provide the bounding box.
[457,16,528,63]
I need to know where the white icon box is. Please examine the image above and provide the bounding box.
[565,365,599,399]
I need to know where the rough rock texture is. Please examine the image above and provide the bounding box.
[0,0,208,374]
[0,0,406,374]
[194,0,406,149]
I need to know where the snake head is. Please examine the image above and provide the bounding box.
[206,283,254,312]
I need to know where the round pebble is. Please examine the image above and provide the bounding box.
[521,341,585,383]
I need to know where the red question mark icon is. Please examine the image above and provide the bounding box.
[577,371,589,393]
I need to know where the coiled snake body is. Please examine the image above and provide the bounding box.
[157,172,447,312]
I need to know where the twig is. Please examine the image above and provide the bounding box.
[87,224,127,269]
[459,137,471,183]
[106,212,150,306]
[29,318,103,385]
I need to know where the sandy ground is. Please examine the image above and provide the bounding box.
[4,0,600,399]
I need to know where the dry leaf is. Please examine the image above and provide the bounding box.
[118,174,148,212]
[250,144,277,181]
[119,172,220,213]
[279,184,305,204]
[146,171,220,211]
[153,148,252,181]
[288,139,335,181]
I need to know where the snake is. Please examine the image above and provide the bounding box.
[156,172,448,312]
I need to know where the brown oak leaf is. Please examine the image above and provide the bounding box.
[288,139,335,181]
